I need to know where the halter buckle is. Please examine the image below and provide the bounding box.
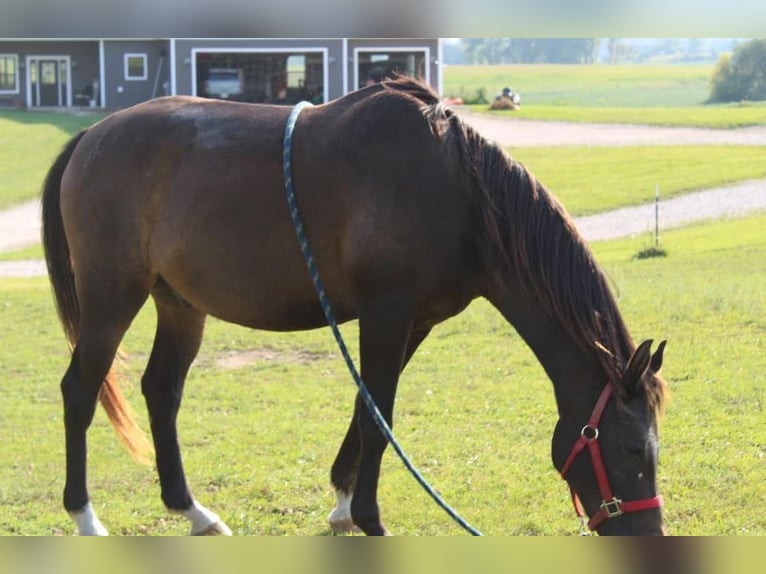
[600,497,624,518]
[578,516,592,536]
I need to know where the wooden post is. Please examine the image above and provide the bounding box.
[655,184,660,248]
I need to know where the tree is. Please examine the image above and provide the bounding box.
[534,39,598,64]
[459,38,599,65]
[709,39,766,103]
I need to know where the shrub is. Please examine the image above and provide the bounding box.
[709,39,766,103]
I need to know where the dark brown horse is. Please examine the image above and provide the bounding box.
[42,77,668,536]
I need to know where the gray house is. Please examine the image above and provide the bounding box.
[0,38,443,109]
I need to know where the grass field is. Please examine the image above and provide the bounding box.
[1,108,765,218]
[444,64,766,127]
[469,103,766,129]
[0,143,762,237]
[444,64,716,108]
[0,213,764,535]
[0,244,43,261]
[0,110,104,210]
[510,145,766,215]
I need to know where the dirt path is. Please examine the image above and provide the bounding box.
[576,179,766,241]
[0,200,40,253]
[454,108,766,147]
[2,114,765,278]
[4,178,765,279]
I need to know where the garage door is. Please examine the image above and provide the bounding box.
[194,50,327,105]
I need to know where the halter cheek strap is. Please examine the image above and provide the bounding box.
[559,385,663,532]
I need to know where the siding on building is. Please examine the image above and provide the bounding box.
[101,39,170,109]
[0,38,441,110]
[0,39,100,108]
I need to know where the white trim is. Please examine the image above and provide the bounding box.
[341,38,348,95]
[352,46,430,93]
[0,54,20,94]
[322,52,329,104]
[437,39,444,97]
[124,52,148,81]
[169,38,177,96]
[25,55,72,107]
[98,40,106,108]
[190,46,329,104]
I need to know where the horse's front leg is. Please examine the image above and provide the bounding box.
[329,326,431,534]
[141,298,231,535]
[345,292,415,535]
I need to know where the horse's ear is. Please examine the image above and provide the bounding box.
[650,340,667,374]
[622,340,653,395]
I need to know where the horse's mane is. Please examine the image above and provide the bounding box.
[379,76,666,411]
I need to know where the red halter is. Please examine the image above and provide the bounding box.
[559,385,663,532]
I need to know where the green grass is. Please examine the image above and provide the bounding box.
[510,146,766,216]
[1,85,764,215]
[471,103,766,128]
[3,142,763,260]
[445,64,717,108]
[445,64,766,127]
[0,244,43,261]
[0,110,104,210]
[0,213,764,535]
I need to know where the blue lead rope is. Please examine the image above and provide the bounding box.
[282,102,483,536]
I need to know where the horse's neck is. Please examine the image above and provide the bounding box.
[485,280,604,417]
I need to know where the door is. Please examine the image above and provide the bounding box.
[29,57,70,107]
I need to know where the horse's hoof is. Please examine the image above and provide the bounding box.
[192,521,233,536]
[329,516,361,534]
[70,503,109,536]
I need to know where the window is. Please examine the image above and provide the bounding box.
[0,54,19,93]
[286,55,306,88]
[41,62,57,85]
[356,50,427,90]
[124,53,147,81]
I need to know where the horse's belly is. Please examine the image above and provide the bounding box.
[156,248,356,332]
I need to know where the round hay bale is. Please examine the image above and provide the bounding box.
[489,95,519,111]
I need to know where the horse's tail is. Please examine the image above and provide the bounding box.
[42,130,153,464]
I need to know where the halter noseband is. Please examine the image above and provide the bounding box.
[559,385,663,532]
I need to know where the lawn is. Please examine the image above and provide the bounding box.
[445,64,715,108]
[444,64,766,127]
[1,107,765,222]
[1,74,765,216]
[0,213,764,535]
[509,145,766,215]
[0,244,43,261]
[3,143,765,264]
[0,110,104,210]
[470,103,766,129]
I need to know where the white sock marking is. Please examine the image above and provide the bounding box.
[70,502,109,536]
[177,500,232,535]
[328,489,354,530]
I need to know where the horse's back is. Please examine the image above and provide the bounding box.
[58,88,482,330]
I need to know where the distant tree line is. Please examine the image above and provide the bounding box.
[446,38,743,66]
[708,39,766,103]
[460,38,598,64]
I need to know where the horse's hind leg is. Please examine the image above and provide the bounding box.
[141,288,231,535]
[63,279,149,535]
[329,326,430,533]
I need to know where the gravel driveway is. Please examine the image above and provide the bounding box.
[454,108,766,148]
[2,112,765,278]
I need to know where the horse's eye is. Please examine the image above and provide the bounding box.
[626,443,645,455]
